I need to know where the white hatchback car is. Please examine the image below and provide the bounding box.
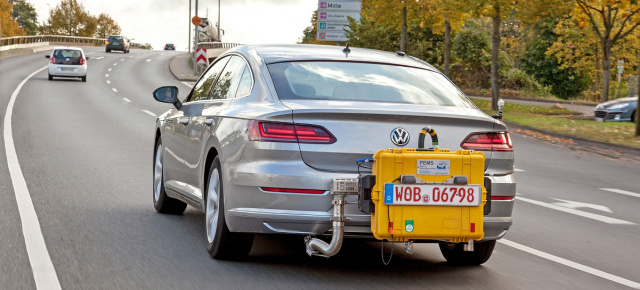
[46,47,89,82]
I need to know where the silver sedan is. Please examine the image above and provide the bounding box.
[152,44,515,263]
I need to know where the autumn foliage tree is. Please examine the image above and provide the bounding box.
[573,0,640,102]
[1,0,24,37]
[95,13,121,39]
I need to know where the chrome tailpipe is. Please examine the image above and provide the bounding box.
[305,179,359,258]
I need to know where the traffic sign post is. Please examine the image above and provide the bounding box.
[196,48,207,65]
[317,0,362,43]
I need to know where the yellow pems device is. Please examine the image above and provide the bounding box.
[367,147,487,243]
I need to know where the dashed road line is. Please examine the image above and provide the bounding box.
[514,168,525,172]
[4,66,62,289]
[106,80,111,84]
[499,239,640,289]
[516,196,635,225]
[601,188,640,199]
[113,63,118,66]
[120,59,124,61]
[181,81,194,88]
[142,110,157,117]
[122,98,131,103]
[112,88,118,93]
[105,74,109,78]
[146,59,152,62]
[108,68,112,72]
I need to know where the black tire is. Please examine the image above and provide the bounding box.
[439,240,496,265]
[106,49,110,53]
[205,156,254,260]
[48,73,53,81]
[631,110,636,123]
[153,139,187,214]
[81,76,86,82]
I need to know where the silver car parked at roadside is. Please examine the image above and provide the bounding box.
[152,44,515,263]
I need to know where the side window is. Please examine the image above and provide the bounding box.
[188,56,230,102]
[209,56,247,100]
[236,66,252,97]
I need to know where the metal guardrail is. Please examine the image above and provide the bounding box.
[0,35,146,49]
[196,42,244,49]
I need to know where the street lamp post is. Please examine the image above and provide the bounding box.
[217,0,220,42]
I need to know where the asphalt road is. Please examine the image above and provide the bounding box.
[1,49,640,289]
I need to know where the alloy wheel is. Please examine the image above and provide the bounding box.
[206,168,220,244]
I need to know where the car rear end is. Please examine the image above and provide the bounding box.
[106,36,126,52]
[48,48,87,78]
[224,47,515,242]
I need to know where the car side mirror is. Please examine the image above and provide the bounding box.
[86,56,90,60]
[153,86,182,110]
[45,55,50,59]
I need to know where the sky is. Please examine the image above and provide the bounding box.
[29,0,318,51]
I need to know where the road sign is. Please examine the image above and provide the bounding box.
[192,16,201,26]
[317,0,361,42]
[196,48,207,65]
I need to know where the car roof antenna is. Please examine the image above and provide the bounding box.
[343,43,350,58]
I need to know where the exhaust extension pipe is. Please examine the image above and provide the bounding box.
[305,179,359,258]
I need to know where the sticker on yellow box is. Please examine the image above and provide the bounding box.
[405,220,414,233]
[417,159,450,175]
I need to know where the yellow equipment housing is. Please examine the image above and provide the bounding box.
[370,148,486,242]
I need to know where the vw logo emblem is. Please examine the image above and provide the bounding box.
[390,128,410,146]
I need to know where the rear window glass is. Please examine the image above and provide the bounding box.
[109,36,123,42]
[53,49,82,58]
[267,61,474,108]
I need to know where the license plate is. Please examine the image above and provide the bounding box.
[384,183,482,206]
[595,117,604,122]
[61,67,74,71]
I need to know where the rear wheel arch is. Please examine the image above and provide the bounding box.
[203,147,220,203]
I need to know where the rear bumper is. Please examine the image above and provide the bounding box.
[48,65,87,77]
[223,156,515,240]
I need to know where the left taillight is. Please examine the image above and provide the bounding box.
[79,57,85,65]
[248,121,336,144]
[461,132,512,152]
[49,56,56,64]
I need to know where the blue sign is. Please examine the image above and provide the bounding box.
[384,184,394,204]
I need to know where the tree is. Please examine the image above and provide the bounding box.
[9,0,37,35]
[574,0,640,103]
[47,0,96,37]
[1,0,24,37]
[95,13,120,38]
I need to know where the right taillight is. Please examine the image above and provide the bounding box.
[461,132,512,152]
[49,57,56,64]
[248,121,336,144]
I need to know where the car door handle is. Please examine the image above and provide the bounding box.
[166,119,173,124]
[204,119,214,126]
[180,118,190,125]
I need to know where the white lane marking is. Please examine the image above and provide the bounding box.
[601,188,640,199]
[499,239,640,289]
[146,59,152,62]
[551,198,613,213]
[112,88,118,93]
[105,74,109,78]
[106,80,111,84]
[94,56,104,60]
[108,68,112,72]
[516,196,635,225]
[113,63,118,66]
[122,98,131,103]
[181,81,194,88]
[120,59,124,61]
[129,56,133,58]
[514,168,525,172]
[3,66,62,289]
[142,110,157,117]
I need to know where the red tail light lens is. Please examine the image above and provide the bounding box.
[79,58,85,65]
[49,57,56,64]
[461,132,512,152]
[491,196,514,201]
[260,187,326,194]
[248,121,336,144]
[122,41,126,45]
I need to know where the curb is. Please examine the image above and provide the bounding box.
[505,121,640,159]
[168,53,199,82]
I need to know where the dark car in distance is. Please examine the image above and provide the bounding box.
[106,35,130,53]
[164,44,176,50]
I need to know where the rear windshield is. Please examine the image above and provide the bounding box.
[53,49,83,64]
[109,36,123,42]
[267,61,474,108]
